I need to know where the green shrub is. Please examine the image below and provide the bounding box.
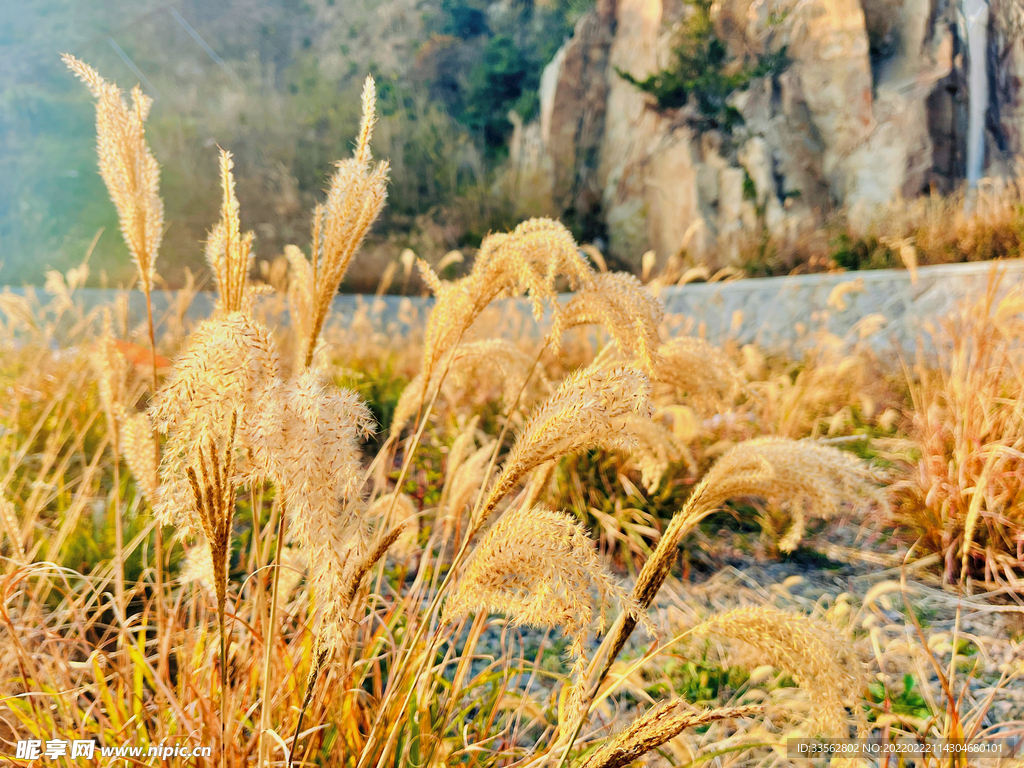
[617,0,788,132]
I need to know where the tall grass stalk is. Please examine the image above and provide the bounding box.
[257,506,287,766]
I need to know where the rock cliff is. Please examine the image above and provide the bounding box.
[509,0,1024,267]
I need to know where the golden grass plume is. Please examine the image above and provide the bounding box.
[293,76,390,369]
[150,312,278,530]
[444,505,647,720]
[206,150,255,315]
[475,362,652,528]
[418,218,592,381]
[692,605,867,737]
[651,336,743,411]
[63,54,163,295]
[245,369,374,647]
[578,702,762,768]
[601,437,883,680]
[121,411,160,504]
[551,272,664,372]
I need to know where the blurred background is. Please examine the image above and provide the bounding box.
[0,0,588,290]
[4,0,1023,292]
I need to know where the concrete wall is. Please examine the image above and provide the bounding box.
[657,259,1024,353]
[5,259,1023,355]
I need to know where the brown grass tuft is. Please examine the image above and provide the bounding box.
[899,273,1024,585]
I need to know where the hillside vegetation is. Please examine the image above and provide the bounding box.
[1,0,588,288]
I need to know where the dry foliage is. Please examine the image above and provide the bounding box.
[1,55,1019,768]
[900,272,1024,586]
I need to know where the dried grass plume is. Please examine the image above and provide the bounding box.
[63,54,163,295]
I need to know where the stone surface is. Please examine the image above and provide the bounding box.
[18,260,1024,358]
[656,258,1024,355]
[509,0,1016,267]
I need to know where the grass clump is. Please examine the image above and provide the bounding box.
[3,54,1022,768]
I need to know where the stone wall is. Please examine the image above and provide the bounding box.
[7,259,1023,357]
[658,258,1024,355]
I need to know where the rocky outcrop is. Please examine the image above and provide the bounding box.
[512,0,1023,268]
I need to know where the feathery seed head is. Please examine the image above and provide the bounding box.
[91,311,131,425]
[692,605,867,737]
[391,339,543,434]
[246,369,373,548]
[284,244,316,366]
[444,505,645,720]
[179,535,221,596]
[244,369,374,647]
[603,437,884,679]
[295,78,389,368]
[615,414,693,493]
[552,272,665,372]
[636,437,883,607]
[63,55,163,295]
[443,440,494,527]
[476,362,652,527]
[579,702,763,768]
[150,312,277,436]
[366,492,420,560]
[122,411,160,504]
[151,312,277,528]
[419,218,593,379]
[206,150,255,315]
[183,411,240,611]
[651,336,743,411]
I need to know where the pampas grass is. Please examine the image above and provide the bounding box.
[651,336,743,411]
[63,54,163,392]
[692,606,867,737]
[184,411,239,767]
[121,411,160,504]
[578,702,763,768]
[246,369,374,648]
[417,217,592,384]
[206,150,255,316]
[473,362,653,530]
[599,436,884,683]
[62,55,162,299]
[7,55,992,768]
[392,339,543,434]
[151,312,277,532]
[551,272,664,372]
[293,76,390,369]
[443,506,644,723]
